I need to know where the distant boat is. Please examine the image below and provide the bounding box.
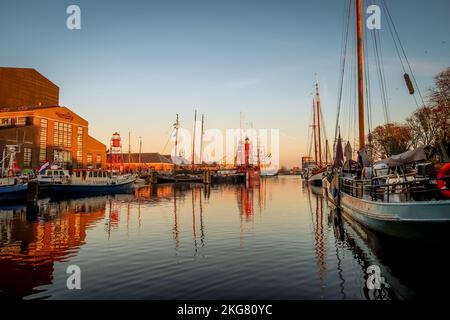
[303,78,329,186]
[50,169,135,196]
[211,169,246,183]
[0,145,28,202]
[157,173,203,183]
[260,168,279,177]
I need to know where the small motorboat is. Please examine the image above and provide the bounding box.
[50,169,136,196]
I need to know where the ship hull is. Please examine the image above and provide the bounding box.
[50,179,135,196]
[0,184,28,202]
[307,171,324,186]
[340,193,450,243]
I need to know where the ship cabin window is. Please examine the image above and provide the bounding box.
[75,171,81,178]
[47,171,53,176]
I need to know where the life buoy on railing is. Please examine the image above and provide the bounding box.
[437,163,450,198]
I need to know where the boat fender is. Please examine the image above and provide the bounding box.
[437,163,450,198]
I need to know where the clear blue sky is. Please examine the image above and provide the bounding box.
[1,0,449,166]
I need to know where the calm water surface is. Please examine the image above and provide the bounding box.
[0,176,447,300]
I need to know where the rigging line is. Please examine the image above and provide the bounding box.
[382,0,426,107]
[377,29,391,123]
[372,7,391,124]
[334,0,352,144]
[161,128,175,155]
[363,9,373,133]
[319,110,332,161]
[372,28,390,124]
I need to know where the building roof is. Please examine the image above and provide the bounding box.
[0,104,60,113]
[109,153,173,164]
[162,154,191,165]
[0,67,59,109]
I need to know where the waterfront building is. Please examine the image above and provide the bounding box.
[0,67,106,170]
[107,153,174,172]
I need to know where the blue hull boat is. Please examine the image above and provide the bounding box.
[0,184,28,202]
[50,179,135,196]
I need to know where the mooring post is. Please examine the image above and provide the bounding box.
[26,180,39,203]
[203,170,211,184]
[150,170,158,184]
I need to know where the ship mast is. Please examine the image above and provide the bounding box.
[357,0,365,149]
[312,98,318,164]
[200,114,204,165]
[192,109,197,170]
[315,78,322,166]
[174,114,179,158]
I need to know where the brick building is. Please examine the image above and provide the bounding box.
[0,67,106,170]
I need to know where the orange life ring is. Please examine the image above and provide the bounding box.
[437,163,450,198]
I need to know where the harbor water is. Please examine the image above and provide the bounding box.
[0,176,447,300]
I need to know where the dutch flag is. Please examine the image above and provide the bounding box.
[38,161,50,174]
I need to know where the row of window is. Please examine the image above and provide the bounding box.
[24,148,103,168]
[35,118,102,168]
[53,121,73,148]
[0,117,30,127]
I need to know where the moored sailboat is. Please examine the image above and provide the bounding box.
[332,0,450,243]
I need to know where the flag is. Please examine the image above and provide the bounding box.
[38,161,50,174]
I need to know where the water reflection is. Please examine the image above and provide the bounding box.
[0,198,106,299]
[303,181,449,300]
[0,177,448,299]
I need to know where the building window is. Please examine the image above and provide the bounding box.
[53,121,72,148]
[96,154,102,168]
[23,147,32,167]
[39,118,48,164]
[87,153,92,166]
[54,150,72,165]
[0,118,12,127]
[77,127,83,167]
[16,117,27,126]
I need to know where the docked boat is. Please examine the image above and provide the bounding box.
[211,169,246,183]
[302,78,330,186]
[331,0,450,243]
[50,169,136,196]
[237,137,261,182]
[0,145,28,202]
[0,179,28,202]
[157,173,203,183]
[37,161,70,185]
[260,168,279,177]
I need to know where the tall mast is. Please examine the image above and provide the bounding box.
[128,129,132,171]
[139,136,142,165]
[357,0,365,149]
[192,109,197,170]
[325,139,329,165]
[200,114,204,164]
[174,114,179,158]
[312,98,318,164]
[315,78,322,166]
